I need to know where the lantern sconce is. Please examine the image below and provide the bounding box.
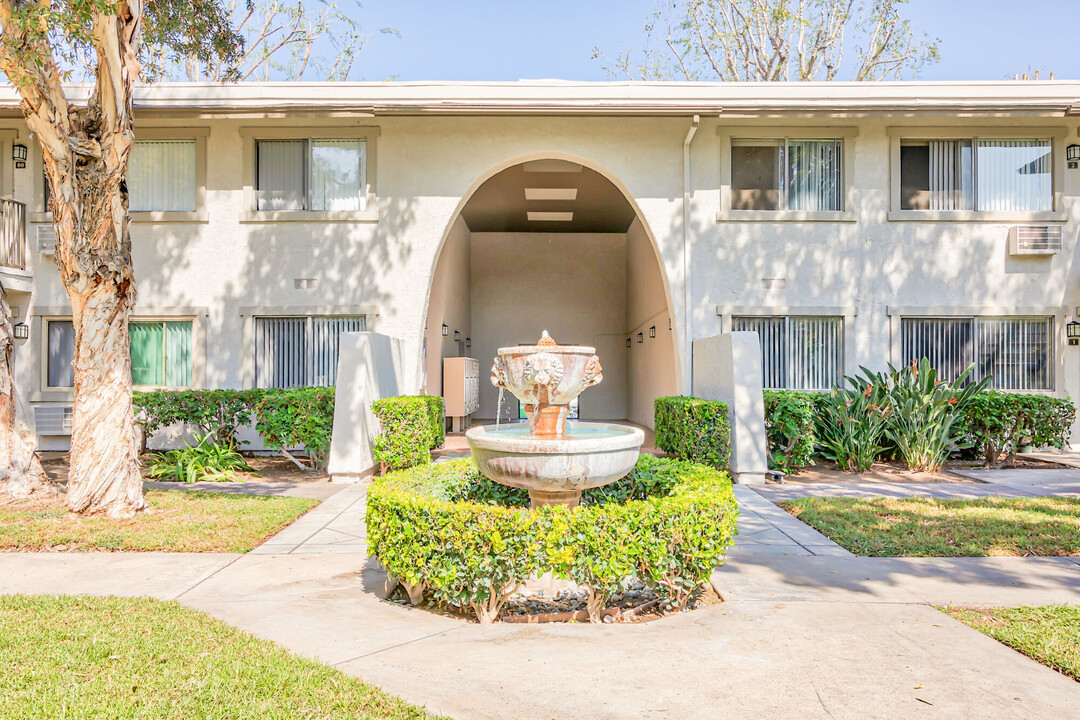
[12,323,27,340]
[465,337,471,349]
[441,324,448,336]
[625,337,631,348]
[636,332,644,344]
[12,144,26,169]
[1068,144,1080,170]
[649,326,656,339]
[1068,319,1080,346]
[454,330,460,341]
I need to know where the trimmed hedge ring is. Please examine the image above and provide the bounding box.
[366,456,740,623]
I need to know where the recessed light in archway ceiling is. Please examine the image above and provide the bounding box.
[460,164,636,233]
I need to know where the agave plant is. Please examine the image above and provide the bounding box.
[143,433,256,484]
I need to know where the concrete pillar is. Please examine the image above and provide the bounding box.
[692,332,768,484]
[327,332,406,482]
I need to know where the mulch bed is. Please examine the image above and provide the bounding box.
[40,454,330,486]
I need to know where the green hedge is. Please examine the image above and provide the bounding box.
[653,396,731,469]
[762,390,820,474]
[371,395,445,471]
[960,391,1076,468]
[133,389,264,448]
[366,456,739,623]
[133,388,337,468]
[254,387,336,471]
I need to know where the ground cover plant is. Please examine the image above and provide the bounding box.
[143,432,256,483]
[782,496,1080,557]
[367,456,739,623]
[0,491,317,553]
[941,605,1080,682]
[0,595,441,719]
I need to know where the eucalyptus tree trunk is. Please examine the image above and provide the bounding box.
[0,3,145,517]
[0,283,49,500]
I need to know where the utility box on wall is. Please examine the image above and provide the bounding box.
[443,356,480,432]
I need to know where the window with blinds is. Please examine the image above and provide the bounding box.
[46,318,193,388]
[731,138,843,211]
[128,139,197,212]
[254,315,366,388]
[900,316,1053,390]
[900,138,1051,212]
[732,316,844,390]
[255,139,365,212]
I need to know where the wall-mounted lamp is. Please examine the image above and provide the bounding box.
[649,326,656,338]
[454,330,460,341]
[636,332,643,344]
[465,337,471,349]
[1068,144,1080,170]
[668,318,672,331]
[12,323,28,339]
[1068,320,1080,346]
[625,337,631,348]
[441,324,448,336]
[12,144,26,169]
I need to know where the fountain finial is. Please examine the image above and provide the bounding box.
[537,330,557,347]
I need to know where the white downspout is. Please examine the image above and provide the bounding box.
[682,114,700,395]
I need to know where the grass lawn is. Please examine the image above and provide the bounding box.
[781,496,1080,557]
[0,490,317,553]
[0,595,442,719]
[942,605,1080,682]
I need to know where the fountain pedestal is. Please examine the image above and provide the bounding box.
[465,332,645,509]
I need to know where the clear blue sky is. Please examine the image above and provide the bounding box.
[354,0,1076,81]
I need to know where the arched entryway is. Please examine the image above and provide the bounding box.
[422,155,679,429]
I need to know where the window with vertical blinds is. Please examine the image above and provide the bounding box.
[731,138,843,212]
[733,316,844,390]
[254,316,366,388]
[46,319,193,388]
[255,138,365,212]
[899,137,1051,212]
[127,139,197,212]
[900,316,1053,390]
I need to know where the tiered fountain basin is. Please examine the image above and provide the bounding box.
[467,422,645,508]
[465,331,645,508]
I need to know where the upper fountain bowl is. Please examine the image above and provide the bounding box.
[491,331,602,437]
[491,330,603,407]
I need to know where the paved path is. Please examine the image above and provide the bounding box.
[3,474,1080,718]
[143,479,343,500]
[757,468,1080,503]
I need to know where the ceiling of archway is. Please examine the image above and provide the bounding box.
[460,162,638,233]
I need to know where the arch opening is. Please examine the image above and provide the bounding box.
[422,156,679,431]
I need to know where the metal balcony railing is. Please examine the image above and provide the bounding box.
[0,198,26,271]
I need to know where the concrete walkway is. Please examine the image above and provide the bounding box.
[3,472,1080,719]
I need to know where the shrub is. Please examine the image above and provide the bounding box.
[366,456,739,623]
[143,432,255,483]
[961,391,1076,468]
[371,395,445,471]
[762,390,819,473]
[254,387,336,471]
[816,377,890,473]
[653,396,731,469]
[133,389,265,449]
[871,359,988,472]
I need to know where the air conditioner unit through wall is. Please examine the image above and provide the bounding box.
[1009,224,1062,256]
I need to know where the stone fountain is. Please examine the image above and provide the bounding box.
[465,332,644,509]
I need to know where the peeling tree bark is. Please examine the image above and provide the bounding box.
[0,282,49,501]
[0,2,146,518]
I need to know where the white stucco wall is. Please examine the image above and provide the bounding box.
[626,217,679,428]
[1,92,1078,447]
[422,215,471,396]
[469,232,628,420]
